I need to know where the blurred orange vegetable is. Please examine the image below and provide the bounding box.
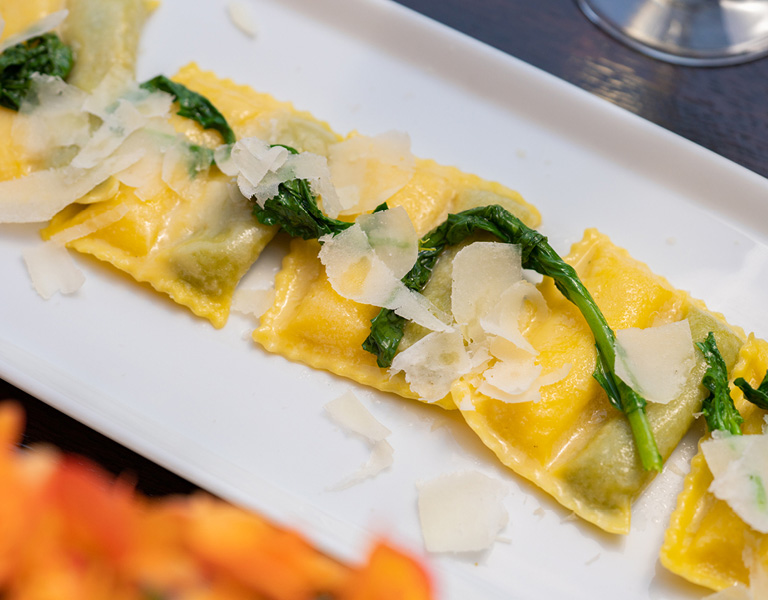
[0,401,434,600]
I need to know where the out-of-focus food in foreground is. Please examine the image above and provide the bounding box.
[0,401,433,600]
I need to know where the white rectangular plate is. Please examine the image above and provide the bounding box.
[3,1,768,598]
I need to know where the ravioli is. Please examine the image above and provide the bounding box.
[0,0,83,181]
[39,63,340,327]
[2,1,341,327]
[661,336,768,591]
[6,0,768,562]
[442,229,744,533]
[253,164,540,407]
[62,0,156,95]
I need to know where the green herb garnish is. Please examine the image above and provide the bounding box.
[734,371,768,411]
[256,190,663,471]
[253,146,353,239]
[0,33,73,111]
[365,204,662,471]
[186,143,215,178]
[139,75,236,145]
[697,331,744,435]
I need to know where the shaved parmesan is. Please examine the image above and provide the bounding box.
[476,338,571,405]
[386,240,560,406]
[329,440,394,492]
[48,204,129,245]
[479,361,571,405]
[482,342,541,395]
[16,77,171,171]
[357,207,418,279]
[71,91,171,169]
[324,391,394,490]
[318,217,450,332]
[451,242,524,343]
[702,433,768,534]
[4,78,180,223]
[327,131,414,216]
[0,10,68,53]
[0,148,143,223]
[324,390,391,443]
[14,75,91,159]
[224,137,288,199]
[282,151,338,211]
[22,243,85,299]
[480,280,548,355]
[230,288,275,319]
[391,330,472,402]
[161,141,209,201]
[115,144,166,200]
[417,470,508,553]
[227,1,258,37]
[221,137,339,209]
[614,319,695,404]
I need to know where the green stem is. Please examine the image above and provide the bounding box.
[627,405,662,471]
[364,204,662,471]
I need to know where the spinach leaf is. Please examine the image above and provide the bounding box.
[0,33,73,111]
[363,204,662,471]
[734,372,768,411]
[697,332,743,435]
[252,146,353,239]
[140,75,236,145]
[256,189,663,471]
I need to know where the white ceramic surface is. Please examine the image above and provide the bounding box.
[3,1,768,598]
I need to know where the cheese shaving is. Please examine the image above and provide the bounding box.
[22,242,85,300]
[0,148,143,223]
[451,242,524,344]
[5,77,179,221]
[223,137,288,200]
[417,470,508,553]
[480,280,548,355]
[328,440,394,492]
[227,1,258,37]
[356,207,418,279]
[14,75,91,159]
[614,319,695,404]
[391,331,472,402]
[326,131,414,217]
[48,204,130,245]
[220,137,339,209]
[324,391,394,490]
[324,390,391,443]
[161,141,209,201]
[318,215,450,332]
[478,361,571,405]
[475,338,571,405]
[383,240,562,405]
[482,342,541,395]
[71,91,172,169]
[230,288,276,319]
[0,10,68,53]
[114,143,166,200]
[702,432,768,534]
[286,151,339,212]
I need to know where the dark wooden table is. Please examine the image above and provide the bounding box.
[3,0,768,497]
